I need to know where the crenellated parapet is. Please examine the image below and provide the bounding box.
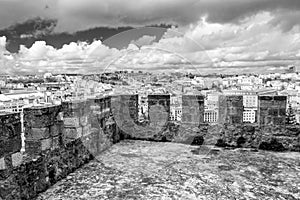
[0,95,121,200]
[181,95,205,124]
[175,95,206,144]
[111,94,171,140]
[0,113,22,158]
[0,113,22,200]
[23,105,62,155]
[218,95,244,124]
[257,96,287,126]
[0,94,299,200]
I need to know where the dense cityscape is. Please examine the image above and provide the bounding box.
[1,66,300,125]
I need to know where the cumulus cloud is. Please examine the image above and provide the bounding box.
[0,36,15,74]
[1,10,300,74]
[0,36,6,51]
[11,39,120,74]
[140,12,300,70]
[130,35,156,47]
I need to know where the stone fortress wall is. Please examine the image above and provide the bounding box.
[0,94,299,199]
[0,97,121,200]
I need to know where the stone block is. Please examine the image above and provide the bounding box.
[0,137,22,157]
[41,138,52,151]
[25,140,42,155]
[79,116,89,127]
[64,117,80,128]
[0,155,12,180]
[82,124,92,136]
[51,136,61,150]
[62,101,85,117]
[64,127,82,139]
[23,106,61,128]
[57,112,64,121]
[82,132,98,155]
[0,175,20,200]
[25,127,50,140]
[218,95,243,124]
[0,157,6,170]
[0,113,21,141]
[11,152,23,167]
[49,123,63,137]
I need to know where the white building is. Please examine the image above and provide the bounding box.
[243,95,258,109]
[242,95,258,123]
[170,107,182,121]
[0,80,6,87]
[204,110,218,123]
[169,95,182,121]
[138,95,148,121]
[205,93,220,110]
[243,109,256,123]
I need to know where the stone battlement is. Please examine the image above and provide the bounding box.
[0,96,121,200]
[0,94,299,200]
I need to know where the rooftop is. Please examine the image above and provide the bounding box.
[37,140,299,200]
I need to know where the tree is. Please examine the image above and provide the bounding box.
[286,103,297,125]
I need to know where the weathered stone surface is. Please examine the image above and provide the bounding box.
[51,136,61,150]
[211,124,300,151]
[0,98,123,200]
[25,140,43,155]
[23,105,61,128]
[11,137,96,200]
[258,96,287,126]
[3,95,299,200]
[62,100,90,118]
[0,155,12,181]
[82,132,98,155]
[63,117,80,128]
[0,174,20,200]
[82,124,92,136]
[0,113,21,140]
[0,137,22,157]
[0,157,5,170]
[41,138,52,151]
[0,113,22,158]
[63,127,82,140]
[36,141,300,200]
[49,123,63,137]
[25,138,53,154]
[11,152,23,167]
[218,95,243,124]
[111,94,171,140]
[25,127,50,140]
[182,95,205,124]
[79,116,89,127]
[16,156,47,199]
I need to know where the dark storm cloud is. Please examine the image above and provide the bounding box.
[202,0,300,24]
[0,16,172,52]
[0,0,57,29]
[269,10,300,32]
[1,0,300,32]
[57,0,300,31]
[0,18,134,52]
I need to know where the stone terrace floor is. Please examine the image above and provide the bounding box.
[37,140,300,200]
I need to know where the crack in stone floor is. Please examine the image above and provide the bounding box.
[37,140,300,200]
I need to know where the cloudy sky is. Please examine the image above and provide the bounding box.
[1,0,300,74]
